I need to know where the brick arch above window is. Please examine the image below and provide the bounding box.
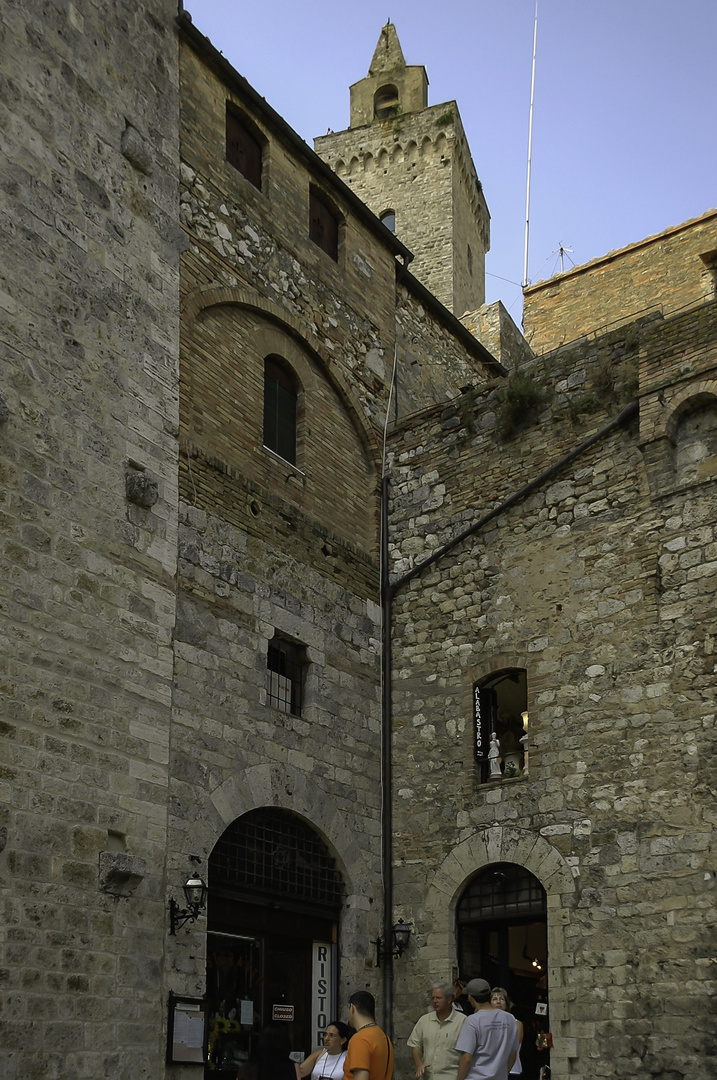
[180,295,381,553]
[180,284,382,470]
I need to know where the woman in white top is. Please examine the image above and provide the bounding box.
[491,987,523,1076]
[299,1021,351,1080]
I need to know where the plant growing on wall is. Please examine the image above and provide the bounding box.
[495,364,552,440]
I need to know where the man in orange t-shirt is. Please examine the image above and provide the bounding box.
[344,991,394,1080]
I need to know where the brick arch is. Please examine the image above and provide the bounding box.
[469,653,528,683]
[427,825,575,911]
[181,763,377,902]
[466,653,534,716]
[651,379,717,442]
[180,283,381,471]
[664,382,717,442]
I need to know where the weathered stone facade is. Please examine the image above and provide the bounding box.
[0,0,181,1076]
[387,300,717,1078]
[1,4,715,1080]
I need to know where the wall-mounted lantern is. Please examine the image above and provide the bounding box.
[169,875,208,935]
[374,918,412,967]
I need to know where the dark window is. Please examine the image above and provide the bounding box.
[267,637,304,716]
[380,210,396,233]
[226,105,262,189]
[374,84,399,119]
[309,189,339,261]
[263,357,297,464]
[474,668,528,784]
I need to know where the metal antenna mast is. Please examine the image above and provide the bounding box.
[522,0,539,289]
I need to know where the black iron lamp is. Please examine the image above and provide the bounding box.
[169,874,208,935]
[374,918,412,967]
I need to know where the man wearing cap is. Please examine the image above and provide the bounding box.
[454,978,519,1080]
[407,981,465,1079]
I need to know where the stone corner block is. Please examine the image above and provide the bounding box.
[99,851,147,896]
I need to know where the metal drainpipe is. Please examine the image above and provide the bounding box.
[378,398,638,1033]
[380,474,395,1036]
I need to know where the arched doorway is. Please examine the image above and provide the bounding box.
[457,863,549,1080]
[205,808,344,1075]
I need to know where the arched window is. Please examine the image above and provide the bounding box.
[263,356,297,464]
[210,808,344,912]
[474,668,528,783]
[380,209,396,233]
[374,83,399,119]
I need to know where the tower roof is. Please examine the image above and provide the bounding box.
[368,21,406,75]
[349,23,428,126]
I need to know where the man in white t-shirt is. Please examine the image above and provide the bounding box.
[455,979,518,1080]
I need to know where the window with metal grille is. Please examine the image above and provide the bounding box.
[457,863,546,924]
[226,104,263,189]
[474,668,528,784]
[210,808,344,913]
[309,189,339,261]
[263,356,297,465]
[267,637,304,716]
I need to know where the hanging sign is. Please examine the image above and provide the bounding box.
[311,942,335,1046]
[272,1005,295,1022]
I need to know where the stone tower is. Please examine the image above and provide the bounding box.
[315,22,490,316]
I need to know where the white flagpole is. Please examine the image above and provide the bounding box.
[523,0,539,289]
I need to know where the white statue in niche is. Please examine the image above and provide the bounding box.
[488,731,502,779]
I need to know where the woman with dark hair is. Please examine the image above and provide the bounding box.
[236,1024,300,1080]
[299,1021,352,1079]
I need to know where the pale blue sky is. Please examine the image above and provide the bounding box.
[187,1,716,316]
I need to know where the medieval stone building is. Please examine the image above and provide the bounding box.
[1,4,714,1080]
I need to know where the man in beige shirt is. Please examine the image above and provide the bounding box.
[407,982,466,1080]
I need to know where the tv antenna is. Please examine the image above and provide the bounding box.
[552,243,574,275]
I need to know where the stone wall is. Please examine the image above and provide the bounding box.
[0,1,181,1077]
[385,304,717,1078]
[523,209,717,355]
